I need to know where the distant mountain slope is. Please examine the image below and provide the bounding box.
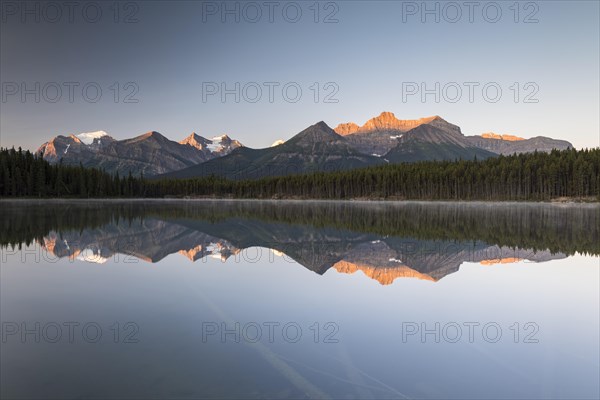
[384,124,497,163]
[335,112,462,157]
[466,133,572,155]
[335,112,448,135]
[92,131,208,176]
[334,112,462,156]
[37,134,112,164]
[335,111,573,158]
[37,131,243,176]
[158,121,384,180]
[335,112,496,163]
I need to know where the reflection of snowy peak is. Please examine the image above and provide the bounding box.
[40,220,242,265]
[76,248,109,264]
[179,241,241,262]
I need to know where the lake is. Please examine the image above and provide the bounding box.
[1,200,598,399]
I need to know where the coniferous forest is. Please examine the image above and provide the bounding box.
[1,147,599,201]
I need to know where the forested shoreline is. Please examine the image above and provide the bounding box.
[1,147,599,201]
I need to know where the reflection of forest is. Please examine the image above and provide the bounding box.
[1,201,597,284]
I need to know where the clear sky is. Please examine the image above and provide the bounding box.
[1,0,599,151]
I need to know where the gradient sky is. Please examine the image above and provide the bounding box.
[1,0,599,151]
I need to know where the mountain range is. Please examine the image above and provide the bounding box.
[160,121,383,180]
[36,112,573,178]
[37,130,242,176]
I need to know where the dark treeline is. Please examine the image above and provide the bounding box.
[1,147,599,201]
[0,202,147,249]
[0,147,145,198]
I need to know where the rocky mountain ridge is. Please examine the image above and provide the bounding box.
[160,121,383,180]
[37,130,243,176]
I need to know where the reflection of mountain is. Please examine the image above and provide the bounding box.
[41,218,240,263]
[329,239,565,284]
[32,209,571,284]
[333,261,438,285]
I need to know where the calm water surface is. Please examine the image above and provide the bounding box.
[1,200,599,399]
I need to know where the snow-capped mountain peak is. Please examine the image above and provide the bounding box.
[179,132,243,159]
[205,134,242,154]
[76,131,108,145]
